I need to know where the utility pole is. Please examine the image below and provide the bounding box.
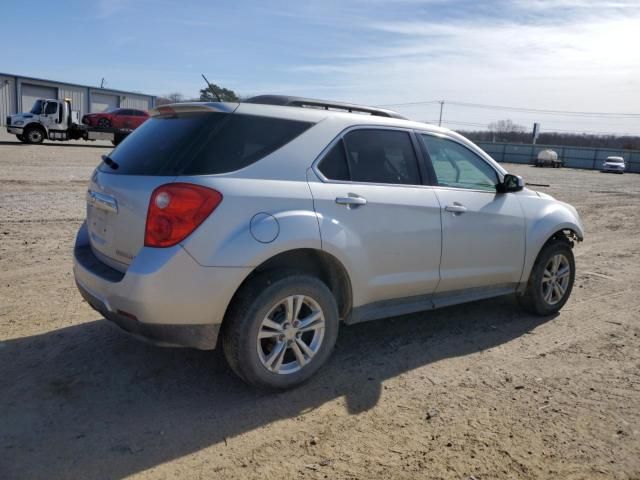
[438,100,444,126]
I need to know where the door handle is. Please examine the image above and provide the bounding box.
[335,194,367,207]
[87,190,118,214]
[444,203,467,214]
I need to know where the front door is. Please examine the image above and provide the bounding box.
[41,100,59,130]
[308,128,442,307]
[418,133,526,293]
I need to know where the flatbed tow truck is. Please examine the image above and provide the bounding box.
[6,98,130,145]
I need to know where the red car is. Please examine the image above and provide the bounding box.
[82,108,149,130]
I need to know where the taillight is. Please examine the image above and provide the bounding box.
[144,183,222,248]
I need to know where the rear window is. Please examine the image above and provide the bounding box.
[102,112,313,175]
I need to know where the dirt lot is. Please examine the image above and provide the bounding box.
[1,131,639,480]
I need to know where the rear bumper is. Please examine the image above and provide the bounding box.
[76,280,220,349]
[73,222,251,350]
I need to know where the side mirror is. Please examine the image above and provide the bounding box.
[497,174,524,193]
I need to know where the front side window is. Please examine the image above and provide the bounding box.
[419,134,498,192]
[44,102,58,115]
[342,129,421,185]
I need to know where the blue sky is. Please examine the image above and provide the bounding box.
[2,0,639,133]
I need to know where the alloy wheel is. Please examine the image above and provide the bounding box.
[541,253,571,305]
[257,295,325,375]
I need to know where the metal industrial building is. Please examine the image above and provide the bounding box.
[0,72,155,125]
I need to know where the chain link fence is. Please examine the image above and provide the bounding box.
[477,141,640,173]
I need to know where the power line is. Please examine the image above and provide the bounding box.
[379,99,640,118]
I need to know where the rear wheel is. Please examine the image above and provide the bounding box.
[222,273,339,390]
[518,238,575,315]
[24,126,45,144]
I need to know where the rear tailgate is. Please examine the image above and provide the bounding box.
[87,102,240,271]
[87,171,174,272]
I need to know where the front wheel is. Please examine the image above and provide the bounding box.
[518,239,575,315]
[16,134,26,143]
[24,126,45,144]
[222,274,339,390]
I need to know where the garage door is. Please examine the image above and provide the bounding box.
[91,92,119,112]
[21,83,57,112]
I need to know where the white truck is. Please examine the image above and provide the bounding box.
[5,98,129,145]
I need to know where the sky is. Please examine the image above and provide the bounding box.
[2,0,640,134]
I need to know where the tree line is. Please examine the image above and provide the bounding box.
[156,84,240,105]
[460,119,640,150]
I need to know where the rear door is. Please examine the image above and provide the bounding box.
[308,127,442,306]
[417,133,525,293]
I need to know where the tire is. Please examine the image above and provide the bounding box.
[112,133,126,146]
[24,126,45,144]
[222,273,339,390]
[16,134,25,142]
[98,118,111,128]
[518,238,575,316]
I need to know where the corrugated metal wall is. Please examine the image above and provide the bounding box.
[478,141,640,174]
[120,93,153,111]
[58,84,87,117]
[0,75,16,125]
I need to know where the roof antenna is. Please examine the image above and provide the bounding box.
[201,74,222,102]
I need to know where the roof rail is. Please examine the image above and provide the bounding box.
[245,95,408,120]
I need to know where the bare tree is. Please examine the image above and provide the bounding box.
[155,92,186,105]
[488,119,526,133]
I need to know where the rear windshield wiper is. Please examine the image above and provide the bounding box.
[101,154,119,170]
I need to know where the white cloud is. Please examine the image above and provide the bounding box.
[287,2,640,132]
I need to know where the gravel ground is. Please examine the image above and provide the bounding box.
[1,131,639,480]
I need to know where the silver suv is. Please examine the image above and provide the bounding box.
[73,96,584,389]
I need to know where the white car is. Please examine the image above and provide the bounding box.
[73,95,584,389]
[601,156,625,174]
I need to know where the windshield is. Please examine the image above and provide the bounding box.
[30,100,44,114]
[607,158,624,163]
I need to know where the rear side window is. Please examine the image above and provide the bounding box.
[344,129,421,185]
[185,114,312,175]
[318,141,350,181]
[103,112,313,175]
[317,129,421,185]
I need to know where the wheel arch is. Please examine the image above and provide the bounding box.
[24,122,48,139]
[521,220,582,285]
[221,248,353,336]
